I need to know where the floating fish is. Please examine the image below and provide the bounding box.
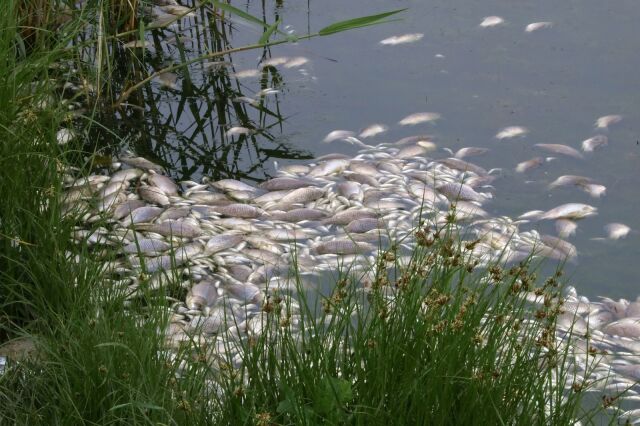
[227,126,251,137]
[548,175,593,189]
[515,157,543,173]
[581,135,608,152]
[595,115,622,129]
[233,69,260,79]
[284,57,309,68]
[534,144,583,159]
[539,203,597,221]
[454,147,489,159]
[398,112,441,126]
[496,126,528,140]
[555,219,577,238]
[525,22,552,32]
[579,183,606,198]
[480,16,505,28]
[156,72,178,90]
[604,223,631,240]
[261,56,289,67]
[323,130,355,143]
[379,33,424,45]
[359,124,388,138]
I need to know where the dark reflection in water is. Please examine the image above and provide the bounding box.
[82,0,313,183]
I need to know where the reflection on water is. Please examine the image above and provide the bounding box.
[81,0,313,183]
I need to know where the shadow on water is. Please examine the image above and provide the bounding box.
[79,0,313,183]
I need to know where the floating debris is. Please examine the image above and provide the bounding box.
[379,33,424,45]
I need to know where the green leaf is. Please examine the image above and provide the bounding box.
[313,377,353,415]
[259,18,281,45]
[318,9,407,36]
[212,1,268,28]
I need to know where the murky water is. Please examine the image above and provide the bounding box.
[92,0,639,299]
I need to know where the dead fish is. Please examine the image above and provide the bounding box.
[284,57,309,68]
[392,135,433,146]
[280,187,325,204]
[271,208,329,222]
[313,239,374,255]
[534,144,583,159]
[156,72,178,90]
[157,206,190,221]
[359,124,388,138]
[210,204,263,219]
[205,234,244,253]
[308,160,350,177]
[454,147,489,159]
[345,218,383,233]
[548,175,592,189]
[555,219,577,238]
[540,235,578,259]
[120,156,165,173]
[604,223,631,240]
[227,126,251,137]
[603,318,640,338]
[437,182,487,203]
[397,144,429,159]
[581,135,608,152]
[438,158,489,176]
[234,69,260,79]
[129,254,187,273]
[259,177,311,191]
[209,179,258,193]
[123,40,153,49]
[323,210,377,226]
[496,126,528,140]
[595,114,622,129]
[56,128,75,145]
[398,112,441,126]
[225,282,261,303]
[539,203,597,220]
[187,192,231,205]
[135,220,202,238]
[148,172,179,196]
[262,56,289,67]
[323,130,355,143]
[139,186,170,206]
[525,22,552,32]
[122,206,164,226]
[515,157,543,173]
[110,168,144,183]
[480,16,505,28]
[124,238,172,255]
[379,33,424,45]
[579,183,606,198]
[186,281,218,310]
[112,200,147,220]
[279,164,310,174]
[162,4,195,17]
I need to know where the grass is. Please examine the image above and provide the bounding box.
[0,0,616,424]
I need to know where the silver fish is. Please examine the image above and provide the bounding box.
[548,175,592,188]
[271,208,329,222]
[284,57,309,68]
[359,124,388,138]
[313,239,375,255]
[539,203,597,220]
[209,179,258,193]
[525,22,552,32]
[123,238,172,255]
[515,157,543,173]
[379,33,424,45]
[534,144,583,159]
[110,168,143,183]
[205,234,244,253]
[308,159,350,177]
[604,223,631,240]
[595,115,622,129]
[345,218,383,233]
[581,135,608,152]
[480,16,505,28]
[323,130,355,143]
[495,126,527,140]
[437,182,488,203]
[280,187,325,204]
[579,183,606,198]
[186,281,218,310]
[139,186,170,206]
[148,172,179,195]
[120,156,165,172]
[454,147,489,159]
[112,200,147,220]
[121,206,164,226]
[398,112,441,126]
[555,219,577,238]
[259,177,311,191]
[439,158,488,176]
[322,209,377,225]
[135,220,202,238]
[211,204,264,219]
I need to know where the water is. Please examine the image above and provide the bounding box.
[90,0,639,299]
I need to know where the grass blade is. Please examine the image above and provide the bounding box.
[318,9,407,36]
[259,18,281,45]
